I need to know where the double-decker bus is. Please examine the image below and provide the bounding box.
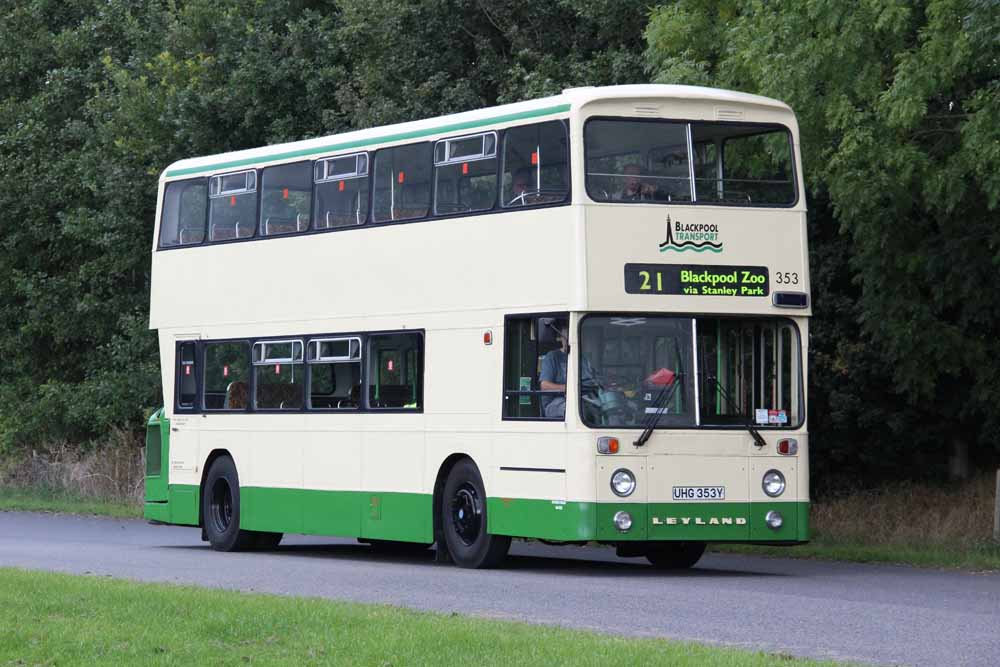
[144,84,810,569]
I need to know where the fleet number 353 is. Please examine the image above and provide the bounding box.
[774,271,799,285]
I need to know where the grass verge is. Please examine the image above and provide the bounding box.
[0,488,141,519]
[714,474,1000,571]
[711,539,1000,571]
[0,567,847,667]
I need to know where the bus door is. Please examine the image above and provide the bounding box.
[161,337,201,501]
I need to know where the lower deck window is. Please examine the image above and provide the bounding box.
[203,341,251,411]
[253,340,304,410]
[179,330,424,414]
[367,333,422,409]
[308,336,362,409]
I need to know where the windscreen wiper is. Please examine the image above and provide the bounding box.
[705,374,767,448]
[633,373,682,447]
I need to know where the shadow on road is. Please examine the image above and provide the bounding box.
[162,541,782,578]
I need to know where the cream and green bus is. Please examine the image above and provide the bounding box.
[144,84,809,569]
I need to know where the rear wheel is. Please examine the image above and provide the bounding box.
[202,456,256,552]
[441,459,510,568]
[645,541,706,569]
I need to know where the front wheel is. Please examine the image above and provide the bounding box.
[645,541,706,569]
[440,459,510,568]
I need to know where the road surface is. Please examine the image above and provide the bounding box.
[1,511,997,665]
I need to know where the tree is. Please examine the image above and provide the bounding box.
[0,0,664,450]
[646,0,1000,482]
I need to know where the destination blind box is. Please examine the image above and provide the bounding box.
[624,264,769,297]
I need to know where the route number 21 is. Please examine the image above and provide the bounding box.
[639,270,663,291]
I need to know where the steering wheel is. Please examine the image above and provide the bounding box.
[505,189,537,207]
[505,188,566,207]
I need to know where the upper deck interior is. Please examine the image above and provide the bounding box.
[161,85,800,182]
[150,85,809,332]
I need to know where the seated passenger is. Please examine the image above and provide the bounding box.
[224,381,249,410]
[617,163,658,201]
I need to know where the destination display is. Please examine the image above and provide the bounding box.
[624,263,769,297]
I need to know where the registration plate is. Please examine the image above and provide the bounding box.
[672,486,725,500]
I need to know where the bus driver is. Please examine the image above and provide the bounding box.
[539,323,595,419]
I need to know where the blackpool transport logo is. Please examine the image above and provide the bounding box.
[659,215,723,253]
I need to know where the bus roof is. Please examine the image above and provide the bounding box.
[162,84,794,179]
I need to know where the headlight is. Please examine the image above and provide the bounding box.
[762,470,786,497]
[765,510,784,530]
[613,511,633,532]
[610,469,636,497]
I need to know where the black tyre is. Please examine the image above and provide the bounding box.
[440,459,510,568]
[644,541,706,569]
[202,456,256,552]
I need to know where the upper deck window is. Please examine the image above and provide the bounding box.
[693,124,795,205]
[159,179,207,247]
[209,170,257,241]
[259,162,311,236]
[373,143,432,222]
[585,119,795,207]
[501,121,569,208]
[314,153,369,229]
[433,132,498,215]
[585,120,691,203]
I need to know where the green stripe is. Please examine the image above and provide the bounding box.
[146,483,809,544]
[164,104,572,178]
[241,487,432,542]
[487,498,596,541]
[493,499,808,542]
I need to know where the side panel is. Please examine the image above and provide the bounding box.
[143,410,168,503]
[361,415,430,541]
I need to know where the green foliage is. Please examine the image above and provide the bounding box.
[0,0,661,450]
[646,0,1000,482]
[1,0,997,486]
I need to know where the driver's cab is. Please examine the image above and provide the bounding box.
[501,313,574,422]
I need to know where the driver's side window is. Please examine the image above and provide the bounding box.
[501,121,570,208]
[501,314,568,420]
